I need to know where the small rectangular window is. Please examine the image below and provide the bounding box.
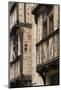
[24,44,27,52]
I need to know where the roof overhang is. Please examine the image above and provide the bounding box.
[32,4,53,16]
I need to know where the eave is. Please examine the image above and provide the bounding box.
[31,4,44,15]
[32,4,53,16]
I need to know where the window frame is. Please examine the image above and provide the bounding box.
[49,14,54,34]
[24,44,27,52]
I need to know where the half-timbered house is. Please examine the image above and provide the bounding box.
[32,4,59,85]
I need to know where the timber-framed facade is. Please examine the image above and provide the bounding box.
[32,4,59,85]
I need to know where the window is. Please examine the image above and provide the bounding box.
[49,15,54,33]
[24,44,27,52]
[42,14,54,39]
[43,20,47,38]
[13,35,18,60]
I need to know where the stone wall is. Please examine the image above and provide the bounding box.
[18,3,24,23]
[32,15,44,86]
[26,4,33,23]
[22,27,32,76]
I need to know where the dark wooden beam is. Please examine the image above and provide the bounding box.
[32,4,53,16]
[19,22,32,28]
[10,55,21,65]
[10,3,17,15]
[24,3,26,23]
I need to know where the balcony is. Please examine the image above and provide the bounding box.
[36,56,59,74]
[36,30,59,76]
